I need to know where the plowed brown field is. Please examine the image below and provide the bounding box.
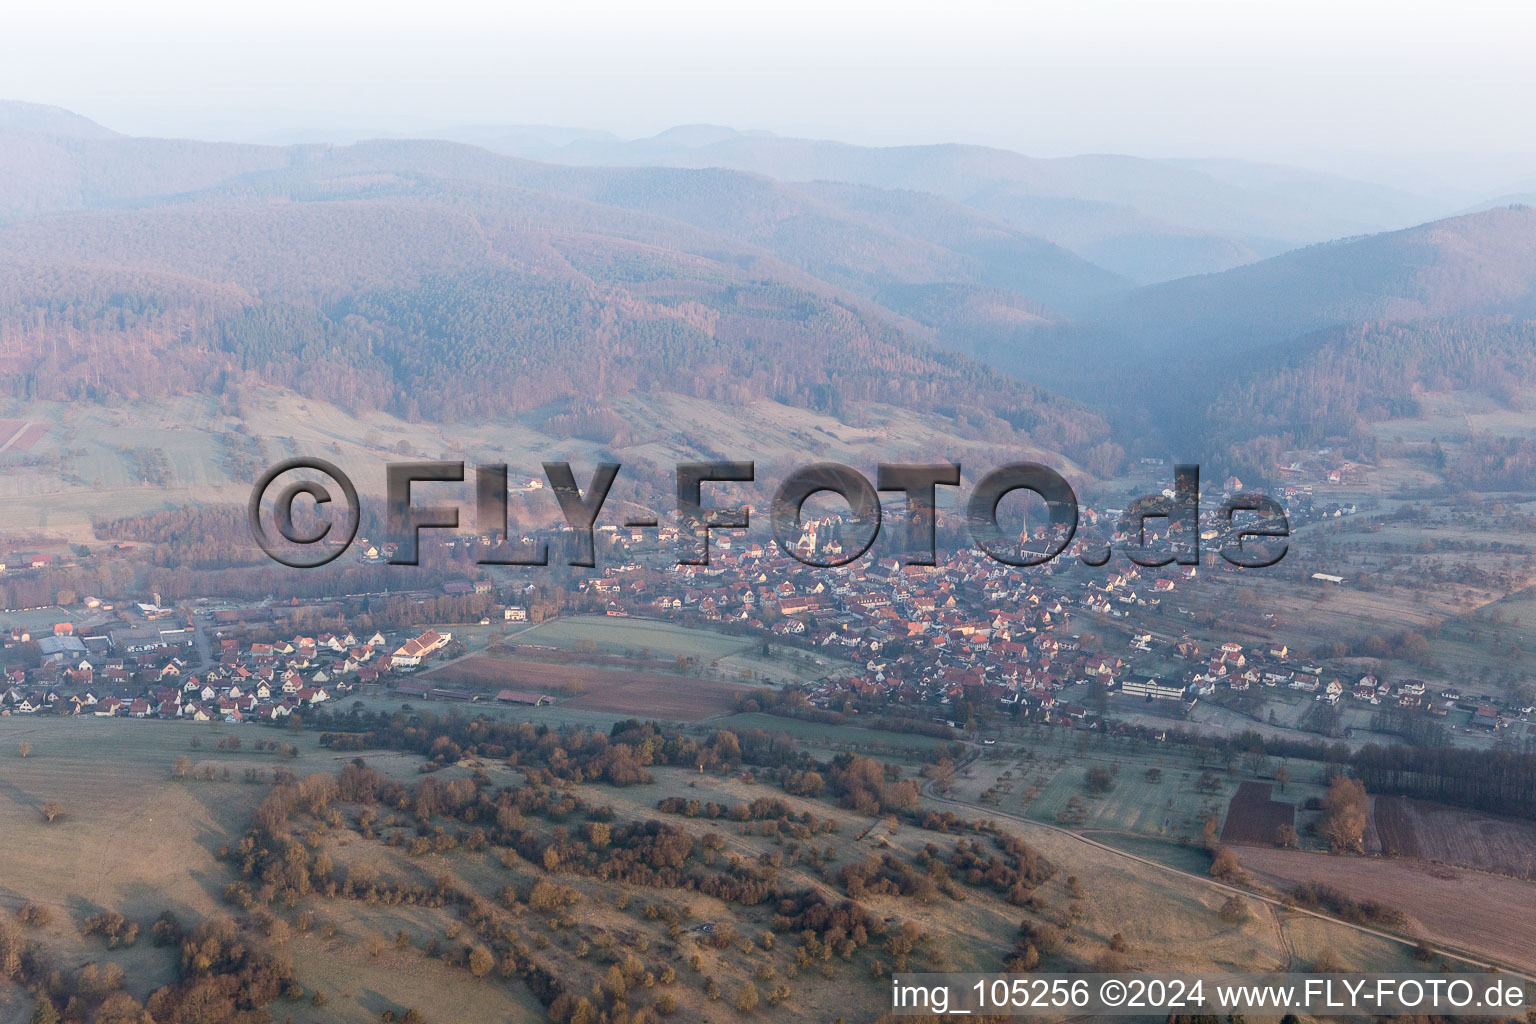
[1237,846,1536,973]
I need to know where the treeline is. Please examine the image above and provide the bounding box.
[313,709,794,780]
[1288,882,1408,930]
[655,795,840,840]
[1107,721,1536,820]
[97,505,269,569]
[1442,434,1536,490]
[0,558,137,612]
[839,834,1055,907]
[93,504,522,612]
[821,752,923,815]
[1349,743,1536,818]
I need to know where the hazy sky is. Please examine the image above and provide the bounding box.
[6,0,1536,181]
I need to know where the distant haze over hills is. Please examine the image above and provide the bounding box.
[3,98,1536,489]
[1099,206,1536,357]
[0,100,121,139]
[0,101,1125,481]
[418,121,1457,284]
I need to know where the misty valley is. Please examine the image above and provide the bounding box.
[2,90,1536,1024]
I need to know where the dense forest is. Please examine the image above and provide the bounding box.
[0,183,1119,471]
[1199,316,1536,479]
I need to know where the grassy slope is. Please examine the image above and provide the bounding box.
[0,714,1425,1024]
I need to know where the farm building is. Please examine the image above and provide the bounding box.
[391,629,452,667]
[496,689,553,706]
[1472,706,1502,730]
[395,679,476,701]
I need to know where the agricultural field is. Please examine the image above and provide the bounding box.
[947,748,1234,843]
[943,730,1338,852]
[514,615,756,662]
[1372,794,1536,879]
[1086,832,1217,874]
[1369,388,1536,443]
[512,614,852,686]
[367,692,641,734]
[0,397,243,537]
[561,675,751,722]
[1022,762,1229,840]
[1219,782,1296,846]
[709,712,957,759]
[422,649,761,722]
[1236,846,1536,974]
[420,614,857,723]
[0,385,1053,542]
[0,420,45,452]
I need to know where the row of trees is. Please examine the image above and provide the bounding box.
[1090,720,1536,821]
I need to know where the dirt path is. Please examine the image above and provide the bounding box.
[923,757,1535,981]
[1239,846,1536,974]
[0,421,31,453]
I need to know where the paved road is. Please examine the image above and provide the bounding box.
[191,613,214,669]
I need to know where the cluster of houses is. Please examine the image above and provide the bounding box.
[1,621,455,724]
[554,492,1512,736]
[569,531,1208,722]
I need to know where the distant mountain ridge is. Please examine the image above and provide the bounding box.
[1097,206,1536,358]
[423,122,1453,282]
[2,101,1460,284]
[0,100,120,139]
[0,110,1124,476]
[5,102,1536,486]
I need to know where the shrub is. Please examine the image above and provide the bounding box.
[18,902,52,928]
[1208,848,1243,882]
[1084,767,1114,794]
[1218,896,1250,923]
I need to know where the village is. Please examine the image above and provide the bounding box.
[0,474,1528,747]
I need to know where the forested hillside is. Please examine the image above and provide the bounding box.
[1097,206,1536,358]
[7,104,1536,492]
[1201,316,1536,481]
[0,114,1121,473]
